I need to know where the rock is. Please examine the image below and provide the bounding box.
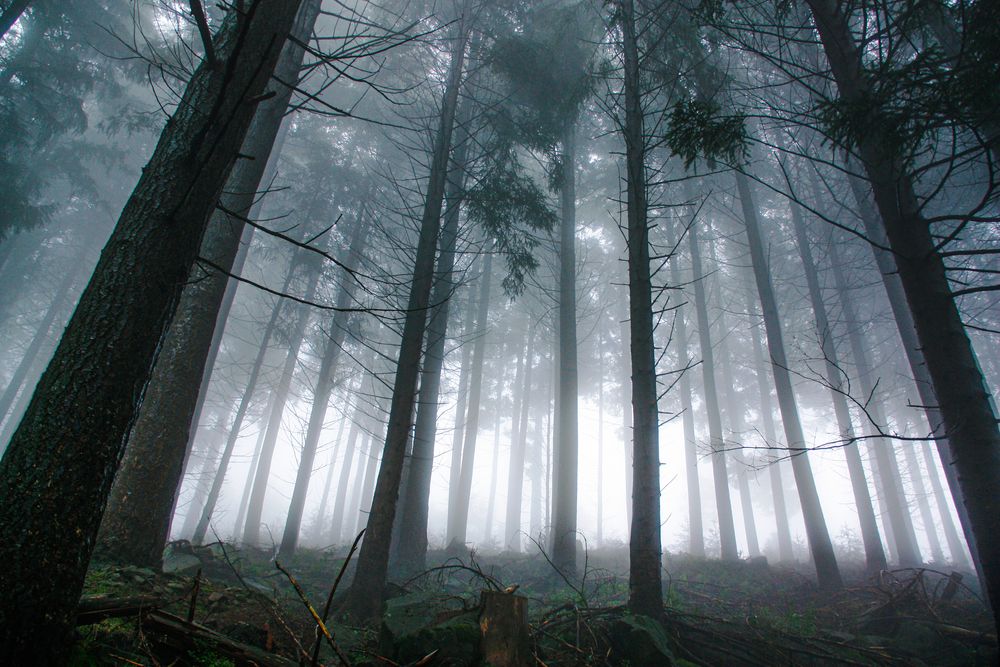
[380,593,480,666]
[162,552,202,574]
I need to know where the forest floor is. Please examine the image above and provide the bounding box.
[73,541,998,666]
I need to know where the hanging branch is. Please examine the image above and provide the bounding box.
[189,0,216,67]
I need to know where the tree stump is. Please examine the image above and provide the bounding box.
[478,590,531,667]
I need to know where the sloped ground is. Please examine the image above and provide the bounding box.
[72,542,997,666]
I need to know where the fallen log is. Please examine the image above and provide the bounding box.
[76,595,163,625]
[141,609,298,667]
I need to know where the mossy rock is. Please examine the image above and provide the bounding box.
[380,593,480,665]
[609,614,675,666]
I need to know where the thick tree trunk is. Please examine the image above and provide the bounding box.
[807,3,1000,622]
[0,2,303,660]
[828,240,923,566]
[279,218,368,557]
[97,3,319,566]
[735,169,841,589]
[344,14,469,619]
[242,256,323,545]
[790,204,886,574]
[621,0,663,621]
[688,221,738,560]
[395,104,471,569]
[553,122,579,574]
[448,253,494,545]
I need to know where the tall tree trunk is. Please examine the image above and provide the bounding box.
[179,406,232,539]
[395,103,471,569]
[553,122,579,573]
[96,2,319,566]
[188,265,295,544]
[448,253,494,546]
[0,2,303,659]
[618,297,634,528]
[506,322,534,551]
[279,218,368,557]
[344,14,469,619]
[734,169,841,589]
[790,203,886,574]
[620,0,663,620]
[233,405,270,540]
[828,240,923,566]
[667,227,703,556]
[242,255,323,545]
[314,413,348,543]
[807,0,1000,623]
[688,221,738,560]
[596,326,605,546]
[483,408,502,544]
[748,301,794,563]
[529,357,546,539]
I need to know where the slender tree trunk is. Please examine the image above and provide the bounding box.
[188,266,294,544]
[921,441,968,564]
[529,359,546,539]
[553,122,579,573]
[748,297,794,562]
[446,287,476,534]
[484,408,502,544]
[688,221,738,560]
[233,406,270,541]
[667,227,704,556]
[243,255,323,545]
[902,438,944,563]
[314,414,348,542]
[828,240,923,566]
[279,219,368,557]
[735,169,841,589]
[448,253,494,546]
[621,0,663,620]
[807,0,1000,624]
[597,326,605,546]
[344,14,469,619]
[506,322,534,551]
[97,2,319,566]
[331,410,363,544]
[0,2,303,659]
[178,407,231,539]
[791,203,886,574]
[618,297,634,528]
[395,103,472,568]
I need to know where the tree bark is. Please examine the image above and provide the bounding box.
[620,0,663,621]
[553,122,579,574]
[344,13,469,619]
[735,168,841,589]
[395,102,471,569]
[97,1,319,566]
[0,2,303,660]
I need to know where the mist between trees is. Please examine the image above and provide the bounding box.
[0,0,998,663]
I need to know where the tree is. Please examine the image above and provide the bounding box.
[96,0,322,566]
[0,2,304,660]
[618,0,664,621]
[805,0,1000,626]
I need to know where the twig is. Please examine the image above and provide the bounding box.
[311,529,365,667]
[276,561,352,667]
[187,568,202,623]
